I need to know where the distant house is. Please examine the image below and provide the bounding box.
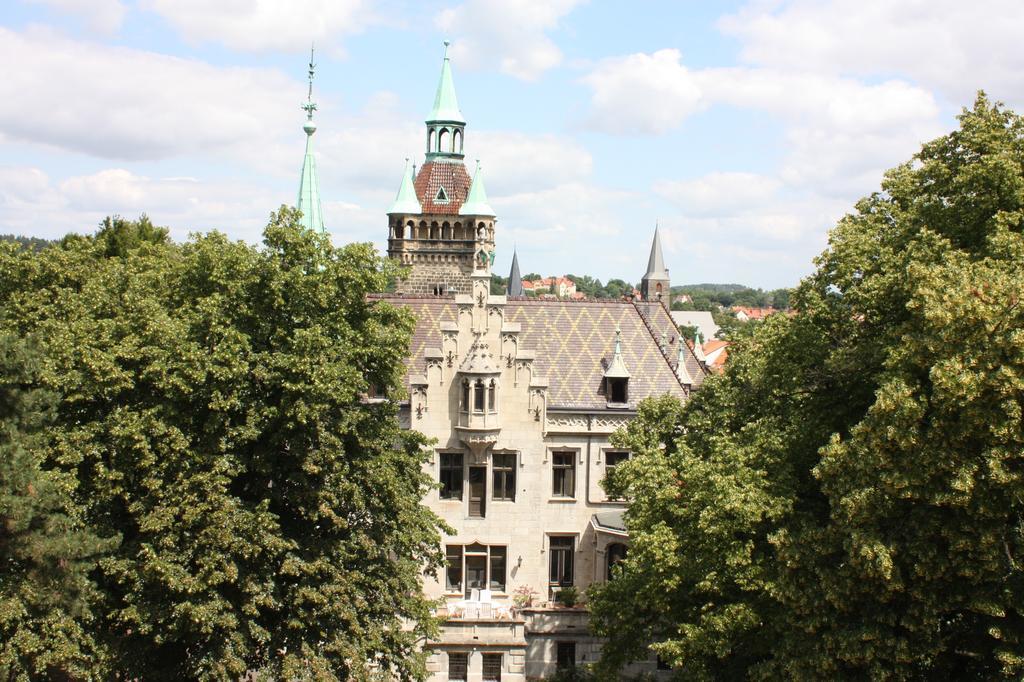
[670,310,720,341]
[702,340,730,373]
[731,306,778,322]
[522,276,577,298]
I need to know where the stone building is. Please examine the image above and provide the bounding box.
[297,44,707,679]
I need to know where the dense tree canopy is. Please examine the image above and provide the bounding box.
[590,95,1024,679]
[0,208,446,680]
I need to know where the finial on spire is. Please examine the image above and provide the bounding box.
[443,40,451,58]
[301,44,318,132]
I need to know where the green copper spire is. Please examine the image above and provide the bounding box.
[676,335,695,385]
[604,327,631,378]
[296,45,324,233]
[388,158,422,214]
[460,160,495,216]
[427,41,465,124]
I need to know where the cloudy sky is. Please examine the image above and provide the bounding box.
[2,1,1022,288]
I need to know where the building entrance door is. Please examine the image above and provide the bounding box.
[468,466,486,518]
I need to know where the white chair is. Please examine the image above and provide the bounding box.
[469,588,480,602]
[480,589,492,603]
[464,603,480,619]
[479,602,493,619]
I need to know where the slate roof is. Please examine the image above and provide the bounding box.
[375,296,705,409]
[414,160,473,215]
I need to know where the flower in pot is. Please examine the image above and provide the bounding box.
[512,585,537,610]
[555,586,578,608]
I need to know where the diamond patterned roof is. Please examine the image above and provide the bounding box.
[414,160,473,215]
[376,296,704,409]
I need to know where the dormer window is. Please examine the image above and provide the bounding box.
[607,377,628,404]
[435,186,449,203]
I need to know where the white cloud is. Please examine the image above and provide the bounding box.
[0,165,284,242]
[142,0,371,53]
[0,27,298,162]
[719,0,1024,108]
[474,132,592,194]
[26,0,128,33]
[655,172,781,216]
[436,0,585,80]
[582,49,704,134]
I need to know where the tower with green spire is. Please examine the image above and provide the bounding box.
[386,42,497,296]
[296,46,324,233]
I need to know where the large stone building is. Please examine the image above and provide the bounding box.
[370,48,708,680]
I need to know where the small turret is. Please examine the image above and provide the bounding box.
[425,41,466,161]
[460,161,495,216]
[507,249,523,297]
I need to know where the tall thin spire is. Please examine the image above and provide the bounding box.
[296,44,324,233]
[389,158,422,214]
[641,223,670,302]
[508,249,523,296]
[428,40,465,124]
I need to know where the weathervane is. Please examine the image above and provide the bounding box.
[301,44,317,122]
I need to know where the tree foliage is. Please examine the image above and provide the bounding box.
[590,94,1024,679]
[0,208,446,680]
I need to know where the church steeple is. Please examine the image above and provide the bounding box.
[640,224,670,303]
[296,46,324,233]
[507,249,523,297]
[425,41,466,161]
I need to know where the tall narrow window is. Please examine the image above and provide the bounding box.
[607,543,627,581]
[488,379,497,412]
[549,536,574,587]
[449,652,468,681]
[461,380,470,412]
[440,453,463,500]
[552,451,575,498]
[468,466,486,518]
[492,453,516,501]
[608,377,628,403]
[482,653,502,681]
[489,546,507,591]
[474,379,485,412]
[446,545,463,592]
[604,451,630,499]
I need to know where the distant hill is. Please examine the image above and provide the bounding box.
[672,283,750,295]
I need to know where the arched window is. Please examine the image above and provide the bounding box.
[488,379,496,412]
[438,128,449,152]
[428,129,435,153]
[607,543,627,581]
[394,222,403,239]
[442,221,451,239]
[474,379,485,412]
[462,380,470,411]
[454,129,462,153]
[419,220,427,239]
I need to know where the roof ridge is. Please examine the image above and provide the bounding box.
[632,299,705,391]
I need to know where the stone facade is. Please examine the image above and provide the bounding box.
[379,263,706,679]
[388,214,496,296]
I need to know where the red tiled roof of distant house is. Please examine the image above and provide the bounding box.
[731,306,779,320]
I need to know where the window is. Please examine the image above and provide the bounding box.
[549,536,574,587]
[488,379,496,412]
[492,453,516,501]
[604,451,630,498]
[552,451,575,498]
[446,544,507,594]
[440,453,463,500]
[608,377,628,403]
[448,652,468,681]
[474,379,485,412]
[488,547,506,591]
[607,543,627,581]
[482,653,502,681]
[461,380,470,411]
[446,545,463,591]
[435,186,449,203]
[556,642,576,670]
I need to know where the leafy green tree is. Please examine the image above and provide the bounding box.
[0,334,115,680]
[0,208,446,680]
[590,95,1024,679]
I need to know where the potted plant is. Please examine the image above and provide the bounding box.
[554,586,579,608]
[512,585,537,611]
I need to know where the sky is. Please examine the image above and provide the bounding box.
[2,1,1023,289]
